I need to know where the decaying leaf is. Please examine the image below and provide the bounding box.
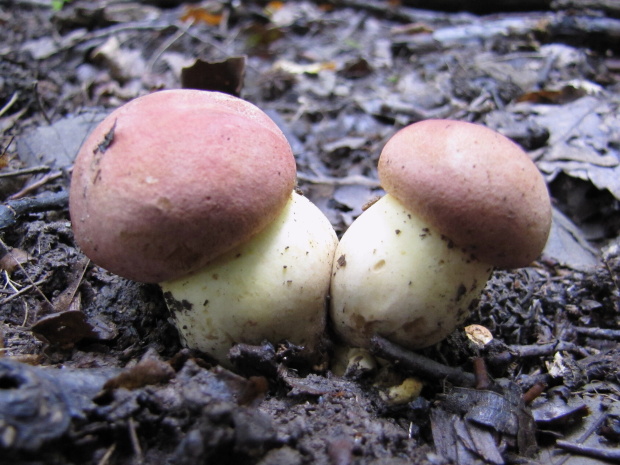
[103,355,175,391]
[31,310,100,347]
[531,395,589,429]
[431,382,537,464]
[180,5,224,26]
[0,247,29,274]
[181,56,247,96]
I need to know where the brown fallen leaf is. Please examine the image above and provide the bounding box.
[0,247,29,274]
[181,56,246,97]
[31,310,100,347]
[103,357,175,391]
[180,5,224,26]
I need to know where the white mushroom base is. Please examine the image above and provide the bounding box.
[161,192,338,365]
[330,194,493,350]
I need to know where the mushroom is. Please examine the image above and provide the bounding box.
[70,89,337,364]
[329,119,552,350]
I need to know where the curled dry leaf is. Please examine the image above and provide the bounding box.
[0,247,29,274]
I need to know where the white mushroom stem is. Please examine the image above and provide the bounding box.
[161,192,338,365]
[330,194,493,350]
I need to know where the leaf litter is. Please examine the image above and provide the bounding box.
[0,1,619,464]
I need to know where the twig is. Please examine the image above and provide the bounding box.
[146,19,193,74]
[21,300,30,327]
[0,166,51,178]
[487,341,593,365]
[32,81,52,125]
[0,92,19,118]
[574,327,620,340]
[473,357,491,390]
[603,252,620,292]
[522,382,546,405]
[297,173,381,188]
[53,20,182,56]
[3,270,19,293]
[96,443,117,465]
[8,171,63,199]
[555,440,620,462]
[1,136,14,157]
[0,190,69,230]
[370,335,476,387]
[128,417,143,465]
[325,0,454,24]
[0,237,53,307]
[0,276,50,306]
[553,412,610,465]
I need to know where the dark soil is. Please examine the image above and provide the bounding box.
[1,1,619,464]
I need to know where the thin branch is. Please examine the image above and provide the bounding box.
[487,341,593,365]
[0,276,51,306]
[370,335,476,387]
[574,326,620,340]
[96,443,117,465]
[553,412,610,465]
[0,166,51,179]
[128,417,143,465]
[298,173,381,188]
[8,171,63,200]
[555,440,620,462]
[0,190,69,229]
[146,19,194,74]
[33,81,52,125]
[0,92,19,118]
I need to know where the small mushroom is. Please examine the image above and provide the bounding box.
[329,119,552,350]
[70,89,337,364]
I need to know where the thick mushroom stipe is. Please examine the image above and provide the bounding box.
[330,194,492,349]
[162,192,338,365]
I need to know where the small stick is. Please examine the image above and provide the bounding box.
[0,276,50,306]
[370,335,476,387]
[128,417,143,465]
[0,190,68,230]
[8,171,63,200]
[0,166,51,178]
[472,357,491,390]
[555,440,620,462]
[33,81,52,125]
[0,92,19,118]
[487,340,592,365]
[96,443,117,465]
[297,173,381,188]
[522,382,546,405]
[553,412,610,465]
[574,326,620,340]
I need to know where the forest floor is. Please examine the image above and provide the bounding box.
[1,1,619,464]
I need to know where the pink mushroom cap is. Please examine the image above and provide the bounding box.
[378,119,552,268]
[70,90,297,283]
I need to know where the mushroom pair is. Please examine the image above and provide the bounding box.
[70,90,337,365]
[70,90,552,365]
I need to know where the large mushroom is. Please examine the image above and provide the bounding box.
[330,119,552,350]
[70,89,337,364]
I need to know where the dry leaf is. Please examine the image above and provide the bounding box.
[0,247,29,274]
[103,357,175,390]
[181,57,246,96]
[180,6,223,26]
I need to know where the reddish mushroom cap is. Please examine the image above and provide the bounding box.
[378,119,552,268]
[70,90,296,282]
